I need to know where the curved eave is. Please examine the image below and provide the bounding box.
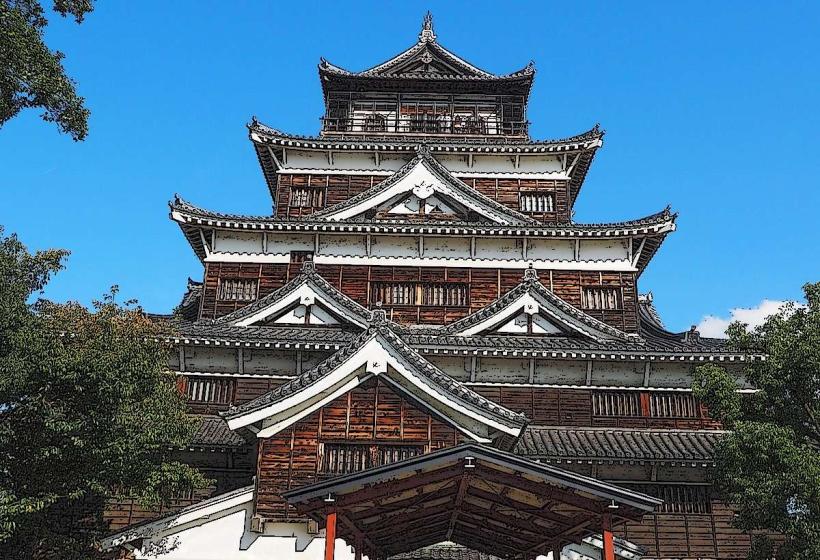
[249,122,603,201]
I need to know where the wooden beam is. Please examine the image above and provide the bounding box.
[445,473,471,541]
[337,512,379,556]
[328,464,464,508]
[474,465,604,515]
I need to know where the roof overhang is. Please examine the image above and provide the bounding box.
[283,443,661,560]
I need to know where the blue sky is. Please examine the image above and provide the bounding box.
[2,1,818,332]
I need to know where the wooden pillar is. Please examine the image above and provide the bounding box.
[354,535,363,560]
[325,509,337,560]
[602,512,615,560]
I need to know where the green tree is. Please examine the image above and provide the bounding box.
[1,0,94,140]
[0,227,208,559]
[693,283,820,560]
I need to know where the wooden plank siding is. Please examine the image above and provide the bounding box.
[254,377,464,520]
[199,264,640,333]
[470,386,722,430]
[275,173,571,223]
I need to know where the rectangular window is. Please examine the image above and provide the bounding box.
[319,443,424,476]
[582,286,621,310]
[370,282,469,307]
[185,377,235,405]
[649,393,699,418]
[592,392,642,417]
[218,278,258,302]
[289,187,325,208]
[519,192,555,213]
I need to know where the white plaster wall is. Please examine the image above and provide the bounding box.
[648,362,695,388]
[426,356,472,381]
[476,237,522,260]
[590,361,645,387]
[215,231,264,254]
[319,235,368,257]
[533,360,587,385]
[133,505,356,560]
[284,149,330,169]
[527,239,575,261]
[578,239,628,262]
[370,235,419,258]
[243,350,298,376]
[424,236,470,258]
[266,233,314,254]
[475,357,530,383]
[184,347,238,374]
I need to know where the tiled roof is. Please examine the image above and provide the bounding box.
[515,426,723,463]
[174,278,202,322]
[222,311,528,431]
[389,544,499,560]
[191,416,248,447]
[175,323,356,347]
[249,120,603,150]
[170,196,673,236]
[319,13,532,83]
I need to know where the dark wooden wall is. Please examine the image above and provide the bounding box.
[471,386,722,430]
[622,501,764,560]
[254,377,464,520]
[199,263,639,333]
[275,173,571,223]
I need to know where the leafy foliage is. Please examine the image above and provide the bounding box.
[0,227,209,559]
[0,0,94,140]
[693,283,820,560]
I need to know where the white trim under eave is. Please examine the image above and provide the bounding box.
[204,252,637,272]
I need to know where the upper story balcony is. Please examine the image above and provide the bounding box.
[320,93,529,139]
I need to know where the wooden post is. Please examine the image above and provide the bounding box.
[325,508,337,560]
[602,512,615,560]
[354,535,363,560]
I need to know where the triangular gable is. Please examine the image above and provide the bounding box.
[440,269,635,342]
[223,313,527,443]
[212,261,371,329]
[309,148,537,226]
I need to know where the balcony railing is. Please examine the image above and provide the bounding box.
[321,115,528,137]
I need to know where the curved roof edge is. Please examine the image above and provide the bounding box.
[248,119,604,151]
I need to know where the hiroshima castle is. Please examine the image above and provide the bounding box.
[103,14,759,560]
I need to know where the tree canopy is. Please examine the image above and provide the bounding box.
[1,0,94,140]
[694,283,820,560]
[0,227,208,559]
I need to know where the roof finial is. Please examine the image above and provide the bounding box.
[523,265,539,281]
[419,11,436,43]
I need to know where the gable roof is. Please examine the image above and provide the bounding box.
[307,147,538,226]
[319,13,534,82]
[222,310,528,444]
[209,261,372,329]
[431,268,634,342]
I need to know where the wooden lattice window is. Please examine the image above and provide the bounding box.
[217,278,258,302]
[628,484,712,514]
[319,443,424,476]
[519,192,555,213]
[582,286,622,310]
[592,392,642,417]
[649,393,699,418]
[371,282,469,307]
[290,187,325,208]
[185,377,235,405]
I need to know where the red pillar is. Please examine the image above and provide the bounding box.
[325,509,337,560]
[602,512,615,560]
